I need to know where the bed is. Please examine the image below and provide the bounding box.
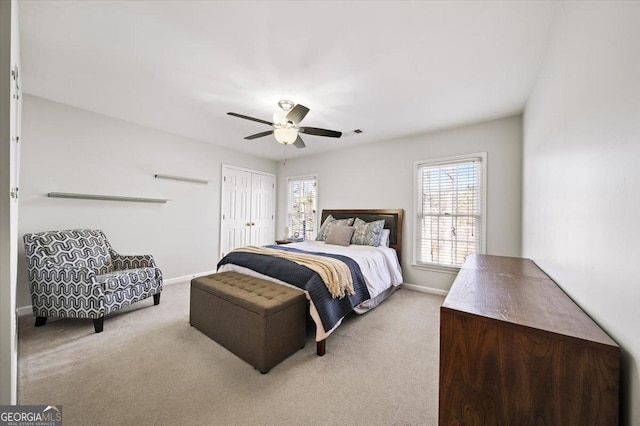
[217,209,404,355]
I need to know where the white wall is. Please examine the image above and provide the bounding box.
[276,115,523,291]
[16,95,277,308]
[522,3,640,424]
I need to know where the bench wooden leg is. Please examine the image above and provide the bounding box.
[317,339,326,356]
[35,316,47,327]
[153,293,161,305]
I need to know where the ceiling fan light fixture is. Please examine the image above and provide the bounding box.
[274,127,298,145]
[228,100,343,150]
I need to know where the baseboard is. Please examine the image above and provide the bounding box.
[15,270,218,317]
[16,305,33,317]
[163,270,218,286]
[402,283,448,297]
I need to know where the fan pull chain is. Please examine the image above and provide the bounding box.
[283,144,287,166]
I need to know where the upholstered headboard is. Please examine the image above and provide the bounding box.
[320,209,404,264]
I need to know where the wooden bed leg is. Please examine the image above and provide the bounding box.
[317,339,326,356]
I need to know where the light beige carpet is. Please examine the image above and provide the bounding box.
[18,282,443,425]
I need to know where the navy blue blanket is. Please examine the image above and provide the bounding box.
[217,245,370,331]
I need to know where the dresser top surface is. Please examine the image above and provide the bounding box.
[442,254,618,348]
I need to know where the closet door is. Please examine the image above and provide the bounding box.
[220,167,251,257]
[220,165,275,258]
[250,173,275,247]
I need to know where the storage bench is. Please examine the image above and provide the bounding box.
[190,271,307,373]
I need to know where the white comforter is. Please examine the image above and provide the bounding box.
[287,241,403,298]
[218,240,403,341]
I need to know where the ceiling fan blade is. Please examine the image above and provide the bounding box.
[227,112,273,126]
[286,104,310,124]
[299,127,342,138]
[244,130,274,140]
[293,135,306,149]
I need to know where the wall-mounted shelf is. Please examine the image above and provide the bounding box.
[154,174,209,184]
[48,192,169,204]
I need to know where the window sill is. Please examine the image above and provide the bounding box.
[411,263,460,275]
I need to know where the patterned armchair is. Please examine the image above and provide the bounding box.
[24,229,163,333]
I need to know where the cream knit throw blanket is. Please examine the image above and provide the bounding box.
[232,246,354,298]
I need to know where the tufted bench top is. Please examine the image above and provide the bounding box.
[191,272,306,317]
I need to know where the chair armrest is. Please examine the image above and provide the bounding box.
[31,259,97,287]
[29,259,102,299]
[109,249,158,270]
[28,262,105,318]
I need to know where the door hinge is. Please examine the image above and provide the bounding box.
[224,176,227,182]
[11,66,20,99]
[10,187,18,199]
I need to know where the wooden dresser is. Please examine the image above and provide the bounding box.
[439,254,619,425]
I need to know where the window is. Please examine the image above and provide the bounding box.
[414,153,486,269]
[287,175,317,240]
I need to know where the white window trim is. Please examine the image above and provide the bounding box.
[286,174,318,240]
[412,152,487,273]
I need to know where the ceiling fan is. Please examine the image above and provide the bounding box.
[227,100,342,149]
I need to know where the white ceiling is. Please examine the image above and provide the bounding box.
[18,1,558,161]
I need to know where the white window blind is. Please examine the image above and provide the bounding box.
[287,176,317,240]
[416,154,485,268]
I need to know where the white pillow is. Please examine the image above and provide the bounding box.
[378,229,390,247]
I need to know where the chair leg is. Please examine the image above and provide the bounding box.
[35,316,47,327]
[153,293,161,305]
[93,317,104,333]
